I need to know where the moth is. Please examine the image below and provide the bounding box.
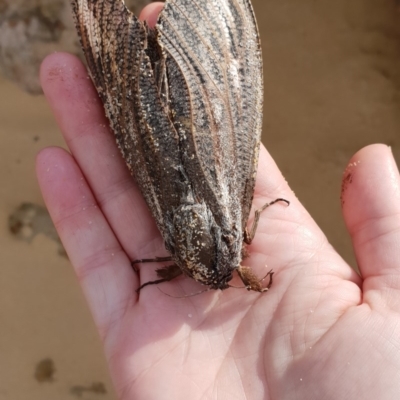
[71,0,289,293]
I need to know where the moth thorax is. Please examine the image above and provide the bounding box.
[172,203,217,283]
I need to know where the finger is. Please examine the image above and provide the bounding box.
[139,2,164,27]
[256,145,292,200]
[36,147,138,338]
[40,53,161,260]
[253,145,361,285]
[39,2,167,259]
[341,144,400,302]
[254,145,320,235]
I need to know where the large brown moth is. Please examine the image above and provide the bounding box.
[71,0,288,293]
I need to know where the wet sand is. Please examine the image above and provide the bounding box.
[1,0,399,398]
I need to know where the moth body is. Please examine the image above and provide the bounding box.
[71,0,277,292]
[167,200,241,290]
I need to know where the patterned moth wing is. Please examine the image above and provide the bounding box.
[71,0,269,291]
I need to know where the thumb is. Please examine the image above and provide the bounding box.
[341,144,400,310]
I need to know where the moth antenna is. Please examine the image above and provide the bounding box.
[157,286,211,298]
[132,256,173,264]
[132,256,173,274]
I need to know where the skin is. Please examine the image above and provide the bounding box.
[36,3,400,399]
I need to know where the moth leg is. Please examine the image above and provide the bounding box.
[132,256,173,265]
[136,264,182,293]
[244,198,290,244]
[237,266,274,292]
[131,256,173,274]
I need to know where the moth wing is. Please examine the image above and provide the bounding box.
[157,0,263,230]
[71,0,186,239]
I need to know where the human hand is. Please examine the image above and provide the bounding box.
[36,3,400,399]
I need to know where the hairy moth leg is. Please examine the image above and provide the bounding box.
[131,256,173,273]
[136,264,182,293]
[237,267,274,292]
[244,198,290,244]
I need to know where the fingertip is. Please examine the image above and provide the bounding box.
[40,53,84,90]
[36,147,74,196]
[36,146,53,174]
[341,143,400,283]
[341,144,399,221]
[346,144,393,167]
[36,146,68,171]
[39,52,58,84]
[139,2,164,27]
[39,53,97,119]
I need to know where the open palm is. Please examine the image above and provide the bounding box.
[36,5,400,399]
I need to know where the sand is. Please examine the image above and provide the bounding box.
[1,0,400,399]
